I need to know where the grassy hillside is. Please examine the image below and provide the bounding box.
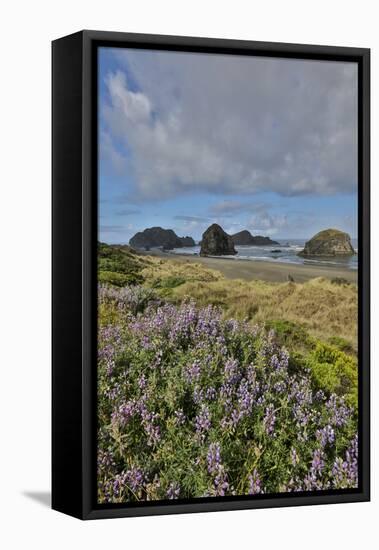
[98,244,358,408]
[169,277,357,349]
[97,243,357,351]
[136,253,357,349]
[98,242,148,286]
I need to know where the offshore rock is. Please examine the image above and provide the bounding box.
[298,229,355,257]
[200,224,237,256]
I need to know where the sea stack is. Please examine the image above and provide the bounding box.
[129,227,195,250]
[231,230,279,246]
[200,224,237,256]
[298,229,355,257]
[180,236,196,247]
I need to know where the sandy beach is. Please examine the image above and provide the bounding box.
[146,250,358,284]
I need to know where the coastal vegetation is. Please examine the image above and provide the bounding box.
[96,48,360,505]
[97,243,358,502]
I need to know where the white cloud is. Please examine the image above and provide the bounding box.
[209,200,270,216]
[248,212,289,236]
[100,131,127,174]
[101,51,358,201]
[173,215,210,222]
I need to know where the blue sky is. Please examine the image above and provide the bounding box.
[98,47,358,243]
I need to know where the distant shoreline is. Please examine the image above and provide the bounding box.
[143,249,358,284]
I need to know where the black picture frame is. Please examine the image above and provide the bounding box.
[52,30,370,520]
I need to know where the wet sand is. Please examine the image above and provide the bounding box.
[147,250,358,284]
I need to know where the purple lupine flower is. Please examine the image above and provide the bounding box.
[174,408,186,426]
[205,386,217,401]
[263,404,276,436]
[332,435,358,489]
[290,447,299,467]
[279,348,289,369]
[237,379,254,414]
[292,404,311,428]
[112,400,136,426]
[213,468,229,496]
[230,407,242,427]
[225,318,240,333]
[220,417,231,430]
[166,482,180,500]
[273,380,286,394]
[257,331,275,359]
[105,382,122,401]
[195,405,211,436]
[141,335,152,350]
[138,373,147,389]
[246,364,257,385]
[316,424,335,447]
[256,395,266,406]
[207,442,222,474]
[184,359,201,383]
[325,395,352,427]
[223,397,234,414]
[270,354,281,370]
[97,284,359,503]
[125,467,145,492]
[224,358,240,385]
[193,386,204,405]
[140,408,161,446]
[97,449,116,471]
[98,284,157,315]
[284,477,303,493]
[314,389,326,402]
[220,382,234,399]
[248,469,263,495]
[311,449,325,475]
[303,472,318,491]
[112,474,124,498]
[98,343,116,376]
[151,349,163,369]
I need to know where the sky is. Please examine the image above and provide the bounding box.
[98,47,358,244]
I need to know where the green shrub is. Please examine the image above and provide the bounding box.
[98,242,146,286]
[98,242,144,270]
[265,319,312,351]
[328,336,355,355]
[152,276,186,289]
[98,270,143,287]
[307,342,357,409]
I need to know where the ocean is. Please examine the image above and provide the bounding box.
[171,238,358,270]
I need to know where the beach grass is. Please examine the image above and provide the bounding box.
[138,254,357,351]
[169,277,357,350]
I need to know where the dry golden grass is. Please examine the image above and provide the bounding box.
[141,256,224,283]
[172,277,357,349]
[139,255,357,350]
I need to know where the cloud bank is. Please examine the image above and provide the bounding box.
[100,49,357,201]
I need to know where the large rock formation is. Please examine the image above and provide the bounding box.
[200,224,237,256]
[298,229,355,257]
[129,227,195,250]
[231,230,279,246]
[179,236,196,247]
